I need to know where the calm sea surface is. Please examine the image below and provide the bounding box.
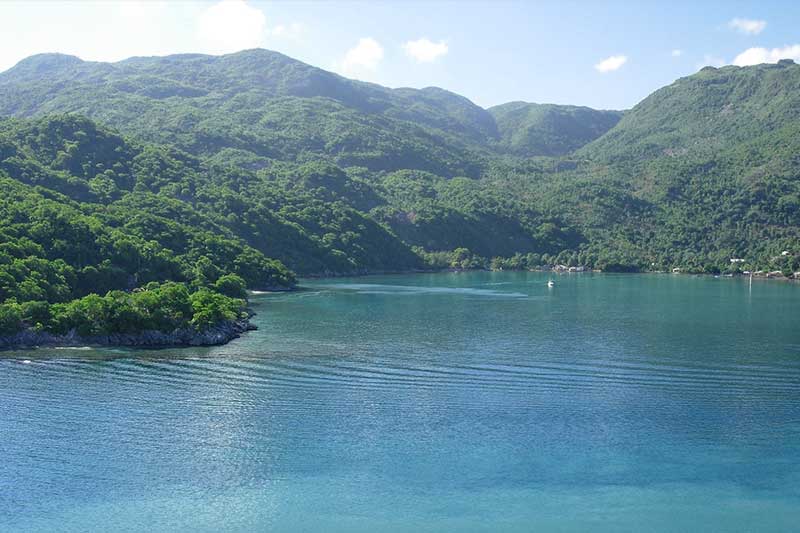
[1,272,799,532]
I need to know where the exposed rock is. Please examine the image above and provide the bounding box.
[0,318,255,350]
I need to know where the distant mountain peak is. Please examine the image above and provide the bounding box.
[488,101,623,157]
[5,53,84,75]
[581,59,800,162]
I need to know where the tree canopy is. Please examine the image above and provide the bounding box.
[0,52,798,339]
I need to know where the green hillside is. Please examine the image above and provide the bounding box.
[0,50,498,177]
[489,102,622,156]
[0,51,799,340]
[563,60,800,269]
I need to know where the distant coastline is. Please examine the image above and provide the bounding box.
[4,268,797,353]
[302,266,800,281]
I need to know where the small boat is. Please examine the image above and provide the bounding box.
[547,280,555,288]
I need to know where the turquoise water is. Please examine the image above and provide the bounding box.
[2,272,800,532]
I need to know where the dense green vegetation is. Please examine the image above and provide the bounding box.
[566,61,800,272]
[0,281,246,337]
[0,50,798,340]
[489,102,623,157]
[0,116,298,340]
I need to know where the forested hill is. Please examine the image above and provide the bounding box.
[564,60,800,270]
[0,49,617,175]
[581,60,800,162]
[0,50,799,341]
[0,115,300,342]
[489,102,623,157]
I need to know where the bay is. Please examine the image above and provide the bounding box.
[1,272,799,532]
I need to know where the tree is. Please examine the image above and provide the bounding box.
[214,274,247,299]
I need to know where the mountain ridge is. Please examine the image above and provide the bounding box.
[0,49,798,279]
[0,49,618,161]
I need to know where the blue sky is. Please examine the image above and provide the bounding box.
[1,0,799,110]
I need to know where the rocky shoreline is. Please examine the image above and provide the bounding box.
[0,318,256,350]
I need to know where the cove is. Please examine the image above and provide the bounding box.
[1,272,799,532]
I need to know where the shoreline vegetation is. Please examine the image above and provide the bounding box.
[0,275,264,350]
[4,263,798,351]
[303,263,800,281]
[413,248,800,280]
[1,53,800,350]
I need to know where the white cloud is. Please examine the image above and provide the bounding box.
[196,0,266,54]
[267,22,305,40]
[403,38,448,63]
[0,0,308,73]
[117,1,168,20]
[0,0,198,71]
[671,49,683,57]
[733,44,800,66]
[594,55,627,73]
[728,18,767,35]
[338,37,384,75]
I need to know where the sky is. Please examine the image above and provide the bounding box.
[1,0,799,110]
